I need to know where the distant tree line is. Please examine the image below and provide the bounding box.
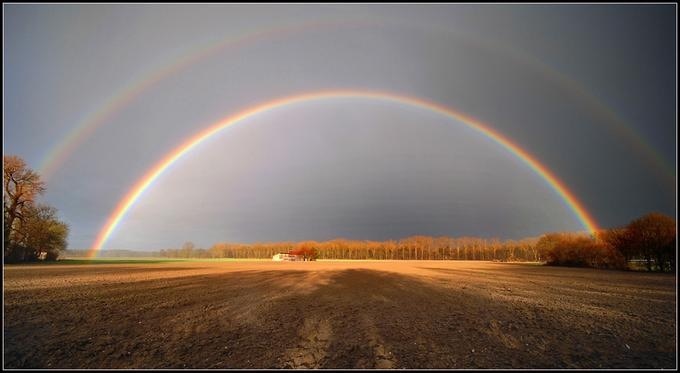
[159,213,675,273]
[4,156,69,262]
[160,236,542,262]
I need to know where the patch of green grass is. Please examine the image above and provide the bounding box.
[5,258,187,265]
[26,257,269,265]
[176,258,268,262]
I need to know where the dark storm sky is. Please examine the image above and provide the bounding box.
[3,4,676,250]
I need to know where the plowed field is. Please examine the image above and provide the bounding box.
[3,261,676,369]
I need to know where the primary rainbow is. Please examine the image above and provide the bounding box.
[89,89,600,256]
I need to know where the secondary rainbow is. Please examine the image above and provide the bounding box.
[38,19,673,186]
[89,90,600,257]
[37,18,354,181]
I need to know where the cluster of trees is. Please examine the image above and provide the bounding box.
[536,232,625,269]
[602,212,675,272]
[538,212,676,272]
[3,156,69,262]
[159,236,542,261]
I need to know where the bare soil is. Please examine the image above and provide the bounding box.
[3,260,676,369]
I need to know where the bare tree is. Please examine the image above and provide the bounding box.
[4,155,45,253]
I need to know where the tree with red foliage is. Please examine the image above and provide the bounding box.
[290,241,318,261]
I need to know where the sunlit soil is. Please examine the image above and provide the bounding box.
[3,260,676,369]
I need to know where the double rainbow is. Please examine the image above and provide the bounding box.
[39,19,673,186]
[88,90,600,256]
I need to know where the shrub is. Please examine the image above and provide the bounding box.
[537,233,626,269]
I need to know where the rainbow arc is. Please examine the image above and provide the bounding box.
[89,90,600,257]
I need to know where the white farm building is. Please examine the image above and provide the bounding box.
[272,253,303,261]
